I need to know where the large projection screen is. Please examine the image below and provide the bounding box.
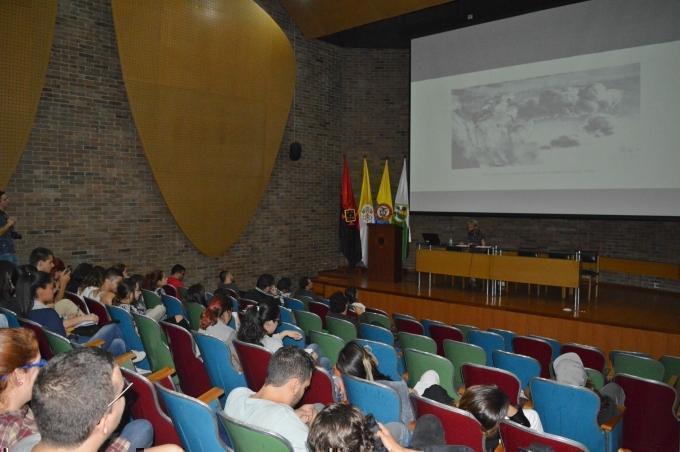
[410,0,680,216]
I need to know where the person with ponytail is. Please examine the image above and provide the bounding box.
[198,295,241,371]
[113,278,166,322]
[0,328,44,449]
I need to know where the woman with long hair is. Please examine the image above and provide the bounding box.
[141,270,167,295]
[113,278,166,322]
[198,295,241,370]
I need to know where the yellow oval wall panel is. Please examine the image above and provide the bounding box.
[112,0,295,256]
[0,1,57,188]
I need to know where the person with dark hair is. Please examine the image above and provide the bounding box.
[224,346,317,452]
[0,191,19,266]
[217,269,240,294]
[198,295,240,371]
[28,248,54,274]
[243,273,280,304]
[25,347,181,452]
[78,266,105,299]
[327,291,365,326]
[166,264,186,290]
[84,267,123,305]
[113,278,166,322]
[66,263,93,294]
[292,276,325,303]
[141,269,168,295]
[465,220,486,246]
[185,283,206,306]
[237,298,301,353]
[111,263,129,279]
[49,257,71,305]
[277,277,293,298]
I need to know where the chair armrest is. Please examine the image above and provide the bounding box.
[84,338,105,348]
[601,406,625,432]
[147,367,176,383]
[115,352,136,366]
[198,387,225,404]
[668,374,678,387]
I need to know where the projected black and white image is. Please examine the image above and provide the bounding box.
[451,64,640,169]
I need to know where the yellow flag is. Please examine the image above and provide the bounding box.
[358,158,374,266]
[376,159,393,223]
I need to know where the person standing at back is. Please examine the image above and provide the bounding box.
[0,191,19,266]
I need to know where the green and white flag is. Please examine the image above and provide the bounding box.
[393,158,410,261]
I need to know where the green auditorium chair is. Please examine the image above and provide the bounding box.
[404,348,458,401]
[326,316,357,343]
[443,339,486,390]
[398,331,436,354]
[309,330,344,367]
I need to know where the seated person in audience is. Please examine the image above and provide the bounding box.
[113,278,166,322]
[224,346,319,452]
[216,269,241,295]
[277,277,293,299]
[198,295,241,371]
[88,267,124,305]
[465,220,486,246]
[112,263,130,279]
[243,273,281,304]
[308,404,467,452]
[77,265,105,299]
[553,352,624,424]
[327,291,366,326]
[49,257,71,304]
[141,269,168,296]
[28,247,55,274]
[292,276,325,303]
[457,385,542,452]
[344,287,366,313]
[19,268,142,360]
[165,264,186,290]
[21,347,180,452]
[185,283,207,306]
[65,262,93,294]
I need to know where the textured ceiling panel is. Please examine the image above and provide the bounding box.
[113,0,295,256]
[0,1,57,187]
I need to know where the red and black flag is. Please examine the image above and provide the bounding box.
[339,156,361,267]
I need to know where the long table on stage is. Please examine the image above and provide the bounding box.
[416,247,581,292]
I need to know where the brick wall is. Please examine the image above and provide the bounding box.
[4,0,679,292]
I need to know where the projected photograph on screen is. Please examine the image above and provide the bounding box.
[450,64,640,170]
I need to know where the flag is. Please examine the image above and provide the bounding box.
[358,158,375,266]
[393,158,411,261]
[375,159,393,224]
[339,156,361,267]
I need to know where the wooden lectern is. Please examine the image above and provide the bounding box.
[368,224,403,282]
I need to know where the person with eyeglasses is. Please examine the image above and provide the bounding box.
[12,346,182,452]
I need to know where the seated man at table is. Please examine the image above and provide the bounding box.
[466,220,486,246]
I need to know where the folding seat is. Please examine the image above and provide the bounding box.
[354,338,401,381]
[0,306,20,327]
[299,366,336,406]
[358,323,394,346]
[398,331,436,354]
[161,320,212,397]
[162,284,178,298]
[342,374,401,424]
[279,306,296,325]
[309,330,344,366]
[275,321,306,348]
[393,313,424,335]
[452,323,479,341]
[361,311,392,329]
[18,317,53,359]
[193,331,246,399]
[421,318,446,337]
[233,339,272,391]
[500,419,587,452]
[218,412,293,452]
[660,354,680,384]
[528,334,561,362]
[404,348,457,400]
[294,310,323,337]
[161,293,187,318]
[461,363,521,405]
[492,349,540,392]
[513,336,553,378]
[141,289,162,309]
[488,328,515,352]
[613,353,665,382]
[308,301,329,328]
[63,291,89,314]
[561,342,607,374]
[185,301,205,330]
[326,316,357,343]
[283,297,306,311]
[468,330,505,366]
[443,339,486,390]
[107,304,150,370]
[238,297,257,312]
[410,393,485,450]
[84,296,112,325]
[429,323,463,356]
[134,313,175,373]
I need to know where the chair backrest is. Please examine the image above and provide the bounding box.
[492,350,541,391]
[461,363,521,406]
[84,297,111,325]
[275,322,306,348]
[0,307,20,328]
[299,366,336,406]
[608,349,650,367]
[530,377,610,452]
[233,339,272,391]
[404,348,457,400]
[217,411,293,452]
[155,383,228,452]
[283,297,306,311]
[528,334,561,362]
[397,331,436,354]
[342,374,401,424]
[162,284,179,297]
[121,367,181,446]
[513,336,553,378]
[43,328,74,355]
[410,393,485,450]
[193,332,246,397]
[421,318,446,337]
[361,311,392,329]
[614,373,679,452]
[500,419,588,452]
[63,291,89,314]
[308,301,329,328]
[365,306,389,316]
[354,338,401,381]
[18,317,53,359]
[443,339,486,390]
[393,314,424,335]
[309,330,344,366]
[279,306,296,325]
[561,343,606,374]
[160,321,212,398]
[468,330,505,366]
[488,328,516,352]
[453,323,479,341]
[239,298,257,312]
[429,324,464,356]
[358,323,394,346]
[27,308,67,336]
[660,355,680,384]
[614,353,665,382]
[141,289,162,309]
[293,310,323,337]
[185,302,205,331]
[161,294,187,318]
[133,313,175,372]
[107,305,150,370]
[326,316,357,343]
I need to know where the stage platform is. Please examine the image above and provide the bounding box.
[313,268,680,360]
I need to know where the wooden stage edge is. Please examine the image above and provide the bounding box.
[313,268,680,360]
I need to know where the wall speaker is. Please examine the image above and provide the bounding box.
[289,141,302,161]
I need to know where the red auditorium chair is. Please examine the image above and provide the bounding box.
[513,335,553,378]
[17,317,53,360]
[160,321,213,398]
[299,366,335,406]
[429,324,464,356]
[308,301,330,328]
[561,342,607,374]
[63,291,90,314]
[83,296,112,325]
[461,363,521,406]
[233,339,272,391]
[392,313,425,335]
[162,284,179,298]
[238,297,257,312]
[500,419,587,452]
